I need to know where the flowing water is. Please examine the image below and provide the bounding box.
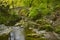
[0,25,25,40]
[9,26,25,40]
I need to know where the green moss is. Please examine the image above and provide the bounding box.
[25,27,47,40]
[26,36,47,40]
[0,34,9,40]
[39,37,47,40]
[54,26,60,34]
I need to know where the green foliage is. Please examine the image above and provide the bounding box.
[0,0,21,25]
[0,0,60,40]
[54,26,60,34]
[29,8,43,20]
[39,38,47,40]
[0,34,9,40]
[0,0,60,21]
[43,24,53,31]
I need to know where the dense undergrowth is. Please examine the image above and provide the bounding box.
[0,0,60,40]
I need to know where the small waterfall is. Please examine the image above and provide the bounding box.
[9,26,25,40]
[0,24,25,40]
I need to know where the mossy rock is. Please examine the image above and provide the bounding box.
[0,33,10,40]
